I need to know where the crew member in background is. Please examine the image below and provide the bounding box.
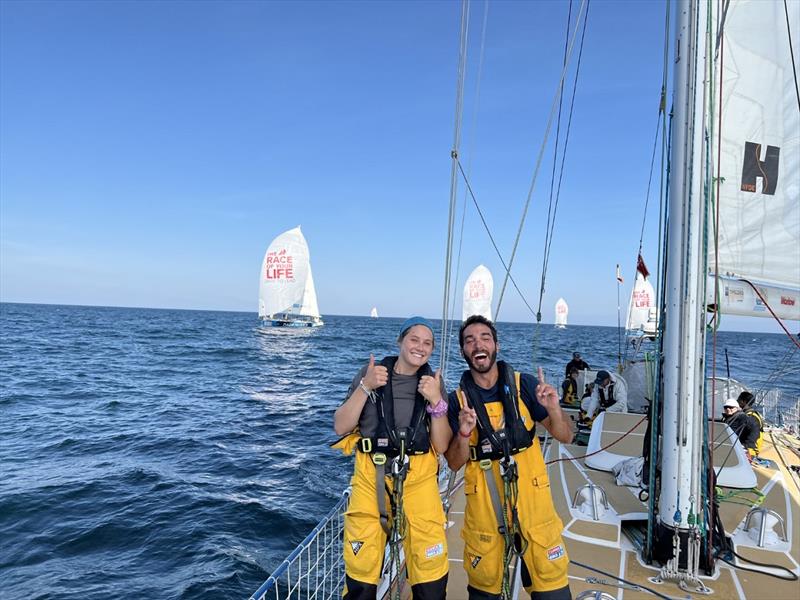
[722,398,760,458]
[564,351,589,377]
[736,391,764,457]
[561,367,581,408]
[581,370,628,419]
[333,316,451,599]
[446,315,572,600]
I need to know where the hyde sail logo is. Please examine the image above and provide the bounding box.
[740,141,780,195]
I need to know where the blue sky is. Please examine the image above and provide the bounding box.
[0,0,791,333]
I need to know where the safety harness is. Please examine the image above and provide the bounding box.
[561,378,580,407]
[745,408,764,455]
[357,356,433,600]
[457,362,534,599]
[598,382,617,410]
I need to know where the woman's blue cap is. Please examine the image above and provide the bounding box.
[399,316,434,338]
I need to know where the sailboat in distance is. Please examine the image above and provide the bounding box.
[258,226,323,327]
[554,297,568,329]
[370,307,379,318]
[625,255,657,338]
[462,264,493,321]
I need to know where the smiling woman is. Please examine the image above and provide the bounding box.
[332,316,452,599]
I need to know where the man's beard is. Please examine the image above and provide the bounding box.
[465,349,498,373]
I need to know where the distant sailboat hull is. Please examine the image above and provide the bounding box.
[263,317,323,328]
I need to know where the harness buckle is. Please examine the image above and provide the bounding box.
[479,458,493,471]
[359,438,373,453]
[469,446,478,461]
[500,456,518,481]
[391,453,410,478]
[372,452,387,465]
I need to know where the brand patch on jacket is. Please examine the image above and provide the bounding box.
[425,543,444,559]
[469,553,482,568]
[376,438,389,447]
[547,545,565,561]
[350,541,364,556]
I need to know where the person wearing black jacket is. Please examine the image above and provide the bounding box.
[564,352,589,377]
[722,398,759,456]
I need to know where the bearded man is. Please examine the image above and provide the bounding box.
[445,315,573,600]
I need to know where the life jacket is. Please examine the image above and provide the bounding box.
[561,378,579,407]
[598,382,616,410]
[745,408,764,455]
[356,356,432,458]
[456,361,534,462]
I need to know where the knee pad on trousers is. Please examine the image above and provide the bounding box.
[410,572,448,600]
[343,574,378,600]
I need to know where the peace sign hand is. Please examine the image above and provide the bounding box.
[535,367,559,412]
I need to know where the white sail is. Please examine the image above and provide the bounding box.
[625,272,656,333]
[554,298,568,327]
[299,266,321,318]
[462,264,493,321]
[258,226,322,324]
[706,0,800,321]
[370,307,378,318]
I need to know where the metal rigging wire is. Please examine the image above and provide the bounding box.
[446,0,490,369]
[442,0,471,377]
[532,0,591,362]
[454,159,538,318]
[494,0,589,319]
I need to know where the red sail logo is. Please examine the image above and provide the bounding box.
[633,290,651,308]
[468,281,485,299]
[264,249,294,281]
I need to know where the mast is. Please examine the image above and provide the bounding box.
[656,0,711,588]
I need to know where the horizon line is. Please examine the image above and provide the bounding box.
[1,300,794,335]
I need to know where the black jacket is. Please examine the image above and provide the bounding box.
[725,411,759,451]
[565,358,589,377]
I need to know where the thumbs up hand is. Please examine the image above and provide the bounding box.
[418,369,443,405]
[363,354,388,391]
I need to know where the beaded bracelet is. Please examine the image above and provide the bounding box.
[425,398,448,418]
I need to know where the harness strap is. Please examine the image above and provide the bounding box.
[481,460,507,535]
[373,453,391,535]
[357,436,426,456]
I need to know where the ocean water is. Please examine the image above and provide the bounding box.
[1,303,797,599]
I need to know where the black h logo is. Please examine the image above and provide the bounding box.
[740,142,780,195]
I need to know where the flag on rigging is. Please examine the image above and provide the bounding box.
[637,254,650,279]
[616,264,623,284]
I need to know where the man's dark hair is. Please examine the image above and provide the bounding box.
[737,391,755,409]
[459,315,498,348]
